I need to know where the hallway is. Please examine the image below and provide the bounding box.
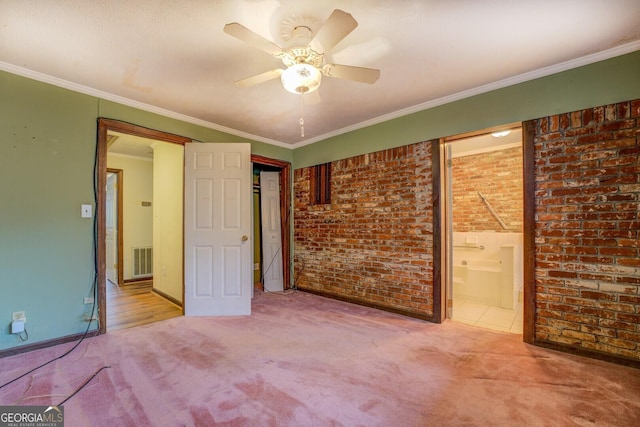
[106,280,181,331]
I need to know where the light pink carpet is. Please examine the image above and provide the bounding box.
[1,291,639,426]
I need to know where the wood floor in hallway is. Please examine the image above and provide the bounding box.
[107,280,182,331]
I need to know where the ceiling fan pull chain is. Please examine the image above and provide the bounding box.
[300,92,305,138]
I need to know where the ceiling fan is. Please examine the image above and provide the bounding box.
[223,9,381,95]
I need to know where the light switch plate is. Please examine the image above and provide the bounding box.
[12,311,26,322]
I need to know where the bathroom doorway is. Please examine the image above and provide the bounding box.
[442,126,524,333]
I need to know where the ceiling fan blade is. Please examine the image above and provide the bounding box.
[309,9,358,54]
[322,64,380,84]
[235,69,283,87]
[223,22,282,56]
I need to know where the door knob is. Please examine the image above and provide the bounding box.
[241,235,249,242]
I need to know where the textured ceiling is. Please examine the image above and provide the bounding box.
[1,0,640,148]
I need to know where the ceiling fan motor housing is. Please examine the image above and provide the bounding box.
[281,26,324,68]
[279,25,324,94]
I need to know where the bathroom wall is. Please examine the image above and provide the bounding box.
[450,142,523,309]
[452,146,523,232]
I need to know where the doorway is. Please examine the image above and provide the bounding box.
[98,119,190,333]
[251,155,292,293]
[105,168,123,286]
[104,128,185,330]
[441,126,524,333]
[253,166,286,293]
[96,119,292,333]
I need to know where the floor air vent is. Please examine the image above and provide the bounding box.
[132,247,153,277]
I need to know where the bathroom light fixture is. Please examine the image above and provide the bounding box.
[491,130,511,138]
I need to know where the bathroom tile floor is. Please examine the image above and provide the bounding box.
[452,299,523,334]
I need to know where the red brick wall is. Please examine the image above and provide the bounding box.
[534,99,640,359]
[453,146,523,232]
[293,142,434,319]
[292,98,639,362]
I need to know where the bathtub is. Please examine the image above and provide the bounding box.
[452,237,519,309]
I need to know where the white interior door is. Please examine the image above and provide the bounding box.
[184,142,252,316]
[260,171,283,292]
[106,172,118,285]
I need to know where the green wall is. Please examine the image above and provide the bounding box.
[293,50,640,168]
[1,74,98,350]
[0,71,291,351]
[1,48,639,351]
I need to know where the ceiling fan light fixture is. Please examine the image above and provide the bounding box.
[281,63,322,94]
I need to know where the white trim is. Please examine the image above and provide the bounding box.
[2,40,639,150]
[291,40,640,149]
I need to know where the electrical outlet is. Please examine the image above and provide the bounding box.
[254,263,260,271]
[83,314,98,322]
[12,311,26,322]
[84,297,94,304]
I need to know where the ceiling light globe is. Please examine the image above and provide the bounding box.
[281,63,322,94]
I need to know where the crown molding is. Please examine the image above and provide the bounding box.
[0,61,291,149]
[3,39,639,151]
[291,40,640,149]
